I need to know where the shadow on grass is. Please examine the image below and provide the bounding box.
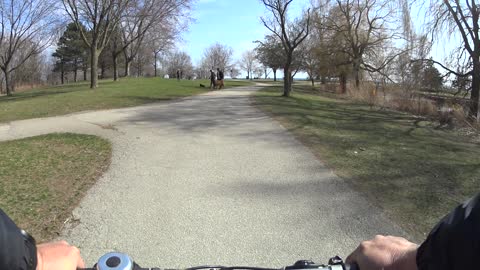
[270,96,414,129]
[254,91,480,239]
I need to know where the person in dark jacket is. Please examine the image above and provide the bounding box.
[209,69,216,89]
[216,68,224,89]
[2,193,480,269]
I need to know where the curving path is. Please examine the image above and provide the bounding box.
[0,85,407,268]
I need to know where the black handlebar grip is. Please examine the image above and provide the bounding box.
[344,263,359,270]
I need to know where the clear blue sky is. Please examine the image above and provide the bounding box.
[179,0,309,66]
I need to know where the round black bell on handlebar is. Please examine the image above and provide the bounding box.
[96,252,134,270]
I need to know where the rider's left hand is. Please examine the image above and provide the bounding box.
[36,241,85,270]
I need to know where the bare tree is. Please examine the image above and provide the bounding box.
[202,42,233,70]
[239,49,258,80]
[261,0,310,97]
[62,0,130,88]
[255,34,284,81]
[0,0,58,95]
[261,64,272,79]
[108,0,161,80]
[310,0,333,84]
[164,50,193,78]
[425,0,480,120]
[254,66,264,79]
[13,51,46,89]
[195,57,211,79]
[146,24,176,77]
[119,0,191,78]
[131,41,151,77]
[298,35,320,86]
[324,0,402,89]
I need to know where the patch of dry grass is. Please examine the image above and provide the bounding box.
[0,133,112,242]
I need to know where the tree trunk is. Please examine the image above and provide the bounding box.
[124,60,131,77]
[353,59,361,88]
[154,52,158,77]
[3,69,13,96]
[340,73,347,94]
[74,59,78,82]
[470,61,480,120]
[137,62,141,77]
[283,65,292,97]
[113,53,119,81]
[100,61,106,79]
[60,62,65,85]
[273,68,277,81]
[90,47,98,89]
[290,73,294,90]
[355,69,360,88]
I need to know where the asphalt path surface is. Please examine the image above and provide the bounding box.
[0,85,407,268]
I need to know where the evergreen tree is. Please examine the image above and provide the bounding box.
[422,61,443,92]
[52,46,68,84]
[52,23,89,84]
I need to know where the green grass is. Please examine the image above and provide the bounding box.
[0,133,112,242]
[254,86,480,241]
[0,78,253,123]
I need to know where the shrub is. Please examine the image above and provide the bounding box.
[338,81,476,130]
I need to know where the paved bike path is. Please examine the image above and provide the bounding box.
[0,85,407,267]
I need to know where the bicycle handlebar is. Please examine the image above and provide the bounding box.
[79,253,359,270]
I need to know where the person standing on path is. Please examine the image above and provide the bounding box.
[176,70,180,81]
[209,69,216,89]
[217,68,224,89]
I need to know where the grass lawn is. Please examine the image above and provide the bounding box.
[254,86,480,241]
[0,133,111,242]
[0,78,253,123]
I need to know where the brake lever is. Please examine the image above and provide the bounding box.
[328,256,359,270]
[285,257,359,270]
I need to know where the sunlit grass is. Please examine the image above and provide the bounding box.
[0,78,254,123]
[0,133,111,242]
[254,86,480,241]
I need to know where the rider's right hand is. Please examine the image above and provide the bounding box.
[36,241,85,270]
[346,235,418,270]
